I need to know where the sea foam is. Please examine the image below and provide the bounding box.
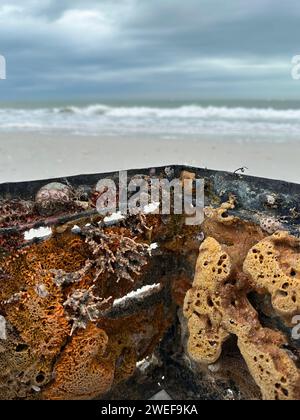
[0,104,299,138]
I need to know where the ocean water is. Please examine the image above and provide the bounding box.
[0,100,299,141]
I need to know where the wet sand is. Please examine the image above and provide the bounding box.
[0,132,299,184]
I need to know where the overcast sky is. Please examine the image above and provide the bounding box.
[0,0,299,102]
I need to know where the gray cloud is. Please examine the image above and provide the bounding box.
[0,0,299,101]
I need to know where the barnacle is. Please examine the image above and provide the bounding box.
[259,217,284,234]
[35,183,73,216]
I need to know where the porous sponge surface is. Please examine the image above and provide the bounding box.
[43,324,114,400]
[244,231,300,318]
[184,235,300,400]
[0,225,168,400]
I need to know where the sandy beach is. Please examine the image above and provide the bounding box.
[0,132,299,185]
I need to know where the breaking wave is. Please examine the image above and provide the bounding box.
[54,104,300,120]
[0,104,299,138]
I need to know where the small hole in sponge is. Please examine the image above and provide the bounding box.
[290,269,297,277]
[282,388,289,397]
[277,291,288,298]
[207,319,213,329]
[15,344,29,353]
[217,255,227,266]
[36,372,46,384]
[207,297,214,308]
[275,383,289,397]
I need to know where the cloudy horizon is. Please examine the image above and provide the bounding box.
[0,0,299,102]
